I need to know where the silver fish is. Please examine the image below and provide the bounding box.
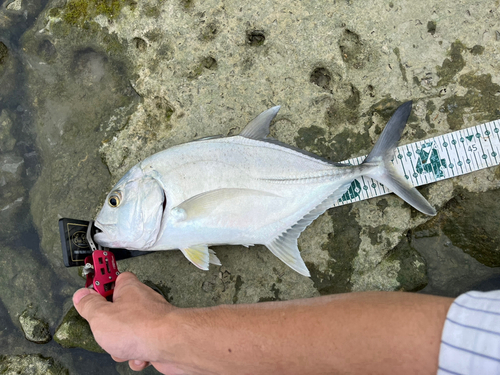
[94,102,435,276]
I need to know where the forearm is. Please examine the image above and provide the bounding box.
[163,291,453,375]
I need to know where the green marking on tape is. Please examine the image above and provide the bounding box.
[332,118,500,208]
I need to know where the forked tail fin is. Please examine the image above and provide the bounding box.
[363,101,436,216]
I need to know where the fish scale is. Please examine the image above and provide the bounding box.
[335,119,500,207]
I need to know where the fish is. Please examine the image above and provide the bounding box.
[94,101,435,277]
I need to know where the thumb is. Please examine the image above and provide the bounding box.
[73,288,109,322]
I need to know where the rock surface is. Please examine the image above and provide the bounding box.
[0,245,60,327]
[19,306,51,344]
[420,188,500,267]
[0,152,26,240]
[13,0,500,359]
[0,354,68,375]
[54,307,105,353]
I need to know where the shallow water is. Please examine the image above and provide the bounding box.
[0,1,133,373]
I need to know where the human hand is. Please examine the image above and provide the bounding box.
[73,272,181,373]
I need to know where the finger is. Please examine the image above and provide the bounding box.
[116,271,138,284]
[112,272,143,301]
[129,359,150,371]
[73,288,109,321]
[111,356,128,363]
[113,272,139,294]
[113,272,170,306]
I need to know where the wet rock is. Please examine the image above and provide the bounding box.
[385,236,428,292]
[0,244,59,328]
[118,248,319,308]
[0,110,16,152]
[0,41,17,98]
[0,42,8,71]
[54,307,105,353]
[0,153,23,179]
[413,230,500,297]
[19,306,51,344]
[21,2,140,277]
[418,188,500,267]
[0,354,68,375]
[0,0,45,40]
[304,206,360,294]
[19,0,500,328]
[0,298,22,349]
[6,0,23,11]
[0,153,26,241]
[37,39,57,63]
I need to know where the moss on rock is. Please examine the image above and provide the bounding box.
[19,307,52,344]
[54,307,105,353]
[306,205,361,294]
[441,73,500,130]
[62,0,133,26]
[0,354,68,375]
[436,41,466,86]
[385,235,428,291]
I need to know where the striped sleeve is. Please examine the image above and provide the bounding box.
[438,290,500,375]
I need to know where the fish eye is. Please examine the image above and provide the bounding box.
[108,193,121,208]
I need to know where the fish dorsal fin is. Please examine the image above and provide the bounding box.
[174,188,278,221]
[266,180,353,277]
[239,106,280,140]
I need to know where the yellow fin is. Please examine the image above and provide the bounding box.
[180,245,210,270]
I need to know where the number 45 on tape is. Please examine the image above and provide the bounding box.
[334,119,500,206]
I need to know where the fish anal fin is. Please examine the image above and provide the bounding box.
[265,181,354,277]
[180,245,210,270]
[266,236,310,277]
[239,106,280,140]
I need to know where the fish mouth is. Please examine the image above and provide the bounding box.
[94,220,114,233]
[93,221,115,246]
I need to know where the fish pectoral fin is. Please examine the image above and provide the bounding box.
[174,188,278,220]
[180,245,211,270]
[266,237,310,277]
[239,106,280,140]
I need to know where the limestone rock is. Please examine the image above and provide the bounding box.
[0,354,68,375]
[54,307,105,353]
[17,0,500,354]
[6,0,23,12]
[19,307,51,344]
[0,110,16,152]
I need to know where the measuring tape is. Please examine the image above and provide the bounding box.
[335,119,500,206]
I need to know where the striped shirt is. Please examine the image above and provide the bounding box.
[438,290,500,375]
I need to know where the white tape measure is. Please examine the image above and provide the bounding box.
[335,119,500,206]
